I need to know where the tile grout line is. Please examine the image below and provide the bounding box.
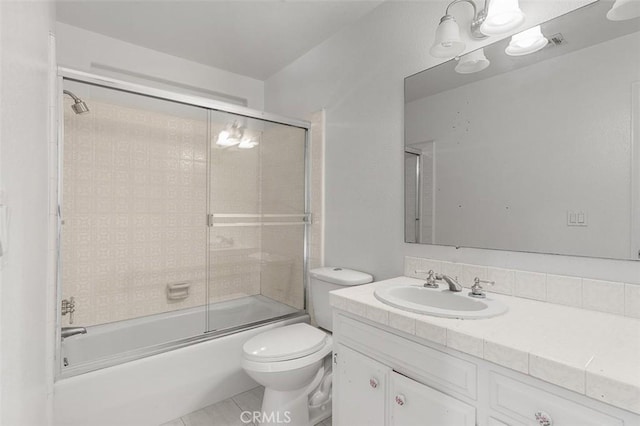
[229,394,255,426]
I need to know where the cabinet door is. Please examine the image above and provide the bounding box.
[489,372,623,426]
[390,371,475,426]
[334,344,389,426]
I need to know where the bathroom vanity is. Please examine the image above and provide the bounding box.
[331,277,640,426]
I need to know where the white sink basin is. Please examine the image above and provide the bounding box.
[374,285,508,319]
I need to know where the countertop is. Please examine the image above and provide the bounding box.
[329,276,640,415]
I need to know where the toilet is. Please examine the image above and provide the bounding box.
[241,267,373,426]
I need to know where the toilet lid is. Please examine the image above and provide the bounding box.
[243,323,327,362]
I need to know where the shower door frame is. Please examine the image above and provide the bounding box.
[55,67,312,379]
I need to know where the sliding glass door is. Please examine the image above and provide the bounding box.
[59,75,308,376]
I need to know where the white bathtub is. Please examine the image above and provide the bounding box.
[61,295,300,374]
[54,296,306,426]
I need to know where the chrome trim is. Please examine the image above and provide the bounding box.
[205,110,212,332]
[212,213,309,218]
[58,67,310,130]
[54,75,65,378]
[414,152,421,243]
[61,326,87,339]
[210,213,312,227]
[303,127,310,311]
[212,222,308,228]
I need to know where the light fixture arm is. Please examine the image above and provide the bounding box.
[443,0,490,39]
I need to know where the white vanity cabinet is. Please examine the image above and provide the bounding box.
[332,312,639,426]
[334,344,388,426]
[334,343,475,426]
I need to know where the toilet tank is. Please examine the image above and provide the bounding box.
[310,267,373,332]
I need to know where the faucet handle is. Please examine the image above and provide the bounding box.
[418,270,439,289]
[416,270,439,288]
[469,277,495,298]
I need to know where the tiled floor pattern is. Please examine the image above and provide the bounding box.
[160,386,332,426]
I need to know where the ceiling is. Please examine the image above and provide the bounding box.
[56,0,385,80]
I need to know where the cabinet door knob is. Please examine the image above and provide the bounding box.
[369,378,379,389]
[534,411,552,426]
[395,394,406,406]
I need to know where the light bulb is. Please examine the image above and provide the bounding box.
[607,0,640,21]
[455,49,490,74]
[480,0,525,36]
[505,25,548,56]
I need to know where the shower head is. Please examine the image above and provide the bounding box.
[63,90,90,114]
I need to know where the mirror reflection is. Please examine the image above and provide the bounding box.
[404,0,640,260]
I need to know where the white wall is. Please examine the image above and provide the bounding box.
[406,32,640,260]
[56,22,265,110]
[0,1,56,425]
[263,0,640,285]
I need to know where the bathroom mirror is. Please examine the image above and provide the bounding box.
[404,0,640,260]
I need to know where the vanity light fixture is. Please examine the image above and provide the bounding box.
[216,122,244,147]
[455,48,490,73]
[430,0,526,58]
[606,0,640,21]
[505,25,548,56]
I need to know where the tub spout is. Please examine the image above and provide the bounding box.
[61,326,87,339]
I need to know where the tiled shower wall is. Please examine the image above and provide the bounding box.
[62,96,317,326]
[62,99,209,326]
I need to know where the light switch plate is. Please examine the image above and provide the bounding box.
[567,210,587,227]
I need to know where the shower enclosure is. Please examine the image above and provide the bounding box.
[56,69,309,377]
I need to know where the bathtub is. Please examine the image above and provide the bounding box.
[61,294,301,375]
[54,295,306,426]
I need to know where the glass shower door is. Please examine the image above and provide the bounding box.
[60,79,209,372]
[207,110,307,332]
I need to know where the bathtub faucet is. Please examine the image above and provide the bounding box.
[61,326,87,339]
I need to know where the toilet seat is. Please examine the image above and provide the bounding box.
[242,336,332,373]
[242,324,333,374]
[243,323,328,362]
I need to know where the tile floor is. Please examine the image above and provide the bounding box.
[160,386,332,426]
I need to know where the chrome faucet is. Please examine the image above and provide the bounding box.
[435,274,463,292]
[61,327,87,339]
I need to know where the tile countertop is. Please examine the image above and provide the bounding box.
[329,276,640,415]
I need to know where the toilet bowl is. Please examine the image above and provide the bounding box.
[241,267,373,426]
[242,323,333,426]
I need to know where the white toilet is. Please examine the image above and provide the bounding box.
[242,267,373,426]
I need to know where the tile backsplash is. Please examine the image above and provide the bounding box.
[405,256,640,319]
